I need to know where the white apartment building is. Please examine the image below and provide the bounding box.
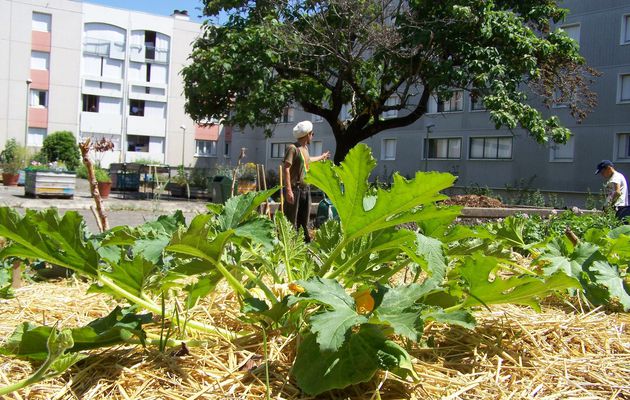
[1,0,231,168]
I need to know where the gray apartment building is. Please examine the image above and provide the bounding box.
[227,0,630,206]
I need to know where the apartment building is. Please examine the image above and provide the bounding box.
[236,0,630,205]
[0,0,231,168]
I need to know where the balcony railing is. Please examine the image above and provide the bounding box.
[83,37,125,59]
[129,44,169,64]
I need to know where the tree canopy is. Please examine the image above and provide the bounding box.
[183,0,597,163]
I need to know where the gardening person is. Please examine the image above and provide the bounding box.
[283,120,330,242]
[595,160,630,220]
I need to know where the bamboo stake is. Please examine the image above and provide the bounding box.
[261,165,271,218]
[279,164,284,215]
[11,260,21,289]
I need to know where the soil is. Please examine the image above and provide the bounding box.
[443,194,504,208]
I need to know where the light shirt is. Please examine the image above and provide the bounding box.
[606,171,628,207]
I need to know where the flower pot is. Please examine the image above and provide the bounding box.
[97,181,112,199]
[2,173,19,186]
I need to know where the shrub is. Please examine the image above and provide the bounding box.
[39,131,80,171]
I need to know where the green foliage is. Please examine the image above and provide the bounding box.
[0,139,29,174]
[185,0,591,162]
[39,131,81,171]
[0,144,627,396]
[94,168,111,183]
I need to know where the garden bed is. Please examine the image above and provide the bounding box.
[0,281,628,399]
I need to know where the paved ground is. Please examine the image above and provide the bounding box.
[0,179,211,232]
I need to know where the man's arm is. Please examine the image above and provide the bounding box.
[283,162,294,204]
[311,151,330,162]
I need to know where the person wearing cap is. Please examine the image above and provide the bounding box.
[283,120,330,242]
[595,160,629,219]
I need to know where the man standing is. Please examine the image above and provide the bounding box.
[283,121,330,241]
[596,159,629,219]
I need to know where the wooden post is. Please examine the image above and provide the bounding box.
[79,138,109,232]
[11,260,22,289]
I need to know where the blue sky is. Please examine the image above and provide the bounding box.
[85,0,207,22]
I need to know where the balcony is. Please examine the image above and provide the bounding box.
[128,82,167,102]
[82,76,123,98]
[127,115,166,137]
[80,112,122,135]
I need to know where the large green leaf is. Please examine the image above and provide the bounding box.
[0,307,151,360]
[0,208,99,277]
[293,326,416,396]
[373,283,433,342]
[459,253,580,311]
[586,260,630,311]
[100,256,157,298]
[305,144,458,241]
[292,278,367,351]
[539,239,600,278]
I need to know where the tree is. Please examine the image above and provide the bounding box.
[183,0,597,163]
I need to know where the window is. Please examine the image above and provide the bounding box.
[29,89,47,108]
[32,12,51,32]
[311,141,323,157]
[278,107,294,123]
[561,24,580,46]
[144,31,156,60]
[82,95,99,112]
[129,99,145,116]
[27,128,46,147]
[469,137,512,159]
[271,142,291,158]
[382,96,399,119]
[381,138,397,160]
[622,15,630,45]
[617,133,630,160]
[619,74,630,103]
[470,92,486,111]
[437,91,463,112]
[195,140,217,157]
[30,51,49,70]
[550,137,574,162]
[425,138,461,159]
[224,142,230,157]
[127,135,150,152]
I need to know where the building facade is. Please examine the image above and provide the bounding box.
[1,1,629,205]
[0,0,231,168]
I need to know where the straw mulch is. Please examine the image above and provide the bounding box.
[0,281,628,400]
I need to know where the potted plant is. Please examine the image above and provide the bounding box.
[95,168,112,199]
[0,139,27,186]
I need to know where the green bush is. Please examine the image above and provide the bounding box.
[0,139,29,174]
[39,131,80,171]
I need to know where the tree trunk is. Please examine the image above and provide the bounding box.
[333,133,361,164]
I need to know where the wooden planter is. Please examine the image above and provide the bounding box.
[25,171,76,198]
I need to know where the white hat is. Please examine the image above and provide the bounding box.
[293,120,313,139]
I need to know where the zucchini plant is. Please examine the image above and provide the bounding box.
[0,144,585,397]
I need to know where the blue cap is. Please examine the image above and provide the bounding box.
[595,160,613,174]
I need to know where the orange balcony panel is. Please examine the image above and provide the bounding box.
[28,107,48,128]
[29,69,49,89]
[31,31,51,52]
[195,124,219,141]
[224,126,233,142]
